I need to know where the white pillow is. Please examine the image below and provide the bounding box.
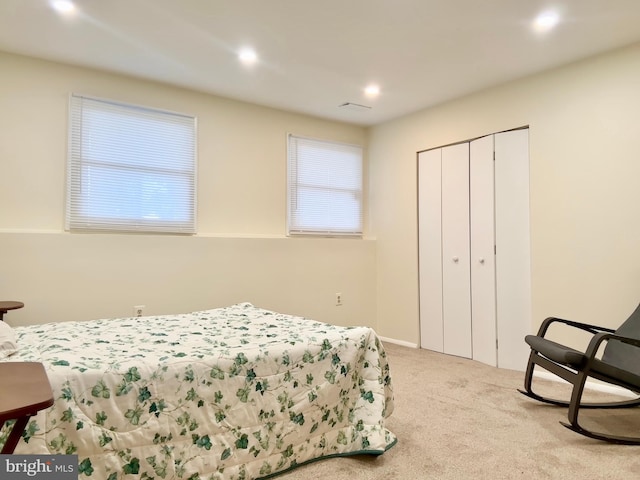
[0,321,18,358]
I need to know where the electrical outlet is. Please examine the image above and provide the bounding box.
[336,293,343,306]
[133,305,145,317]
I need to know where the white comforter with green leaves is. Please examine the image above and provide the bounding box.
[0,303,396,479]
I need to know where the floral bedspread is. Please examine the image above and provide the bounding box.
[0,303,396,479]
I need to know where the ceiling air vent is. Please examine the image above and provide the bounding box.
[338,102,372,112]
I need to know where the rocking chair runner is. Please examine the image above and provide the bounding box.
[519,303,640,444]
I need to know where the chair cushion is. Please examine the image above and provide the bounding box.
[525,332,640,391]
[525,335,586,368]
[602,303,640,377]
[590,357,640,391]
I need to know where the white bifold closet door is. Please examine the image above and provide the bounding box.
[469,135,497,366]
[418,128,531,370]
[494,129,531,370]
[441,143,472,358]
[418,148,444,353]
[418,141,473,359]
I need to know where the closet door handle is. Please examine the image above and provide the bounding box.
[479,258,485,264]
[452,256,459,263]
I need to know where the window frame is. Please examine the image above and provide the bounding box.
[286,134,364,237]
[66,94,197,234]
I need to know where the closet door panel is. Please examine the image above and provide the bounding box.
[470,135,497,366]
[495,129,532,370]
[418,149,444,352]
[441,143,472,358]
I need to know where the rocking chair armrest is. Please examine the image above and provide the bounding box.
[583,331,640,359]
[537,316,616,338]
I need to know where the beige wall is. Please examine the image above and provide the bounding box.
[0,52,375,328]
[369,42,640,348]
[4,43,640,347]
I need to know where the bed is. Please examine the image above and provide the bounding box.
[0,302,396,479]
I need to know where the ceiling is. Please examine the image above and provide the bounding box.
[2,1,640,126]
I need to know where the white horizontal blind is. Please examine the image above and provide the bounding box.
[67,94,196,233]
[287,134,363,236]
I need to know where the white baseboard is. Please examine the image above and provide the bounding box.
[533,371,636,398]
[378,336,419,349]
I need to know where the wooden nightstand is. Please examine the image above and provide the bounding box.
[0,301,24,321]
[0,362,54,453]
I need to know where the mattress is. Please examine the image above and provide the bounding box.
[0,303,396,479]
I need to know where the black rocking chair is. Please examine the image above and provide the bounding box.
[519,303,640,444]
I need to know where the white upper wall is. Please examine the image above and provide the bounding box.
[369,42,640,347]
[0,51,375,328]
[4,43,640,345]
[0,51,367,236]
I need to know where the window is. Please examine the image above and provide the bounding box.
[67,94,196,233]
[287,134,363,236]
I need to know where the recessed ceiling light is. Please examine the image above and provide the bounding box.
[50,0,77,15]
[238,48,258,66]
[533,10,560,33]
[364,84,380,97]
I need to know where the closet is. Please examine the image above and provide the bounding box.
[418,128,531,370]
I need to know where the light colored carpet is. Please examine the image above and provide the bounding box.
[277,342,640,479]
